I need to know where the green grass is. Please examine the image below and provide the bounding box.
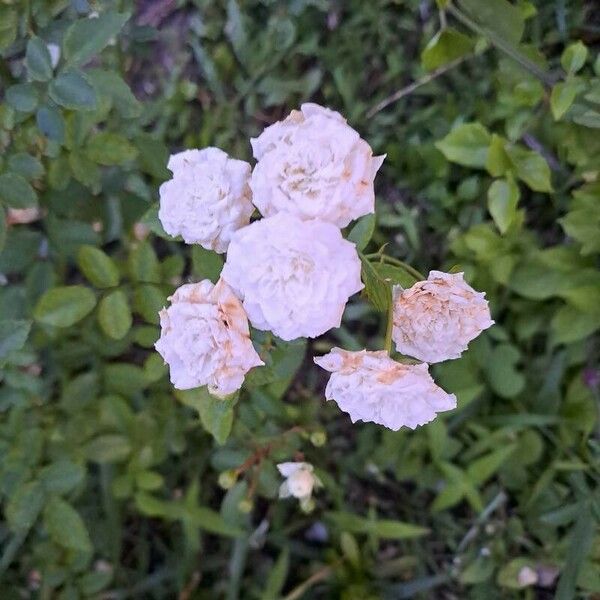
[0,0,599,598]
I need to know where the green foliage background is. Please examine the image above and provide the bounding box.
[1,0,599,598]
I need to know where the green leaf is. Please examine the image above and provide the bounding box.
[26,36,53,81]
[467,444,517,485]
[139,204,172,239]
[261,547,290,600]
[134,135,170,180]
[561,41,588,75]
[550,80,582,120]
[0,207,6,252]
[135,492,243,537]
[555,503,594,600]
[0,319,31,363]
[435,123,491,168]
[49,71,97,110]
[0,172,38,209]
[136,471,164,491]
[36,105,65,143]
[485,344,525,398]
[8,153,44,180]
[0,8,18,50]
[347,214,376,251]
[559,185,600,254]
[359,254,392,313]
[6,83,38,113]
[98,290,132,340]
[497,557,536,589]
[104,363,149,395]
[87,69,142,119]
[573,109,600,129]
[85,434,132,463]
[261,546,290,600]
[133,284,167,325]
[77,245,120,288]
[6,482,45,532]
[432,462,485,512]
[485,134,511,177]
[552,305,600,344]
[34,285,97,327]
[44,497,92,553]
[134,491,184,519]
[421,28,473,71]
[487,176,520,234]
[505,145,553,192]
[63,12,129,67]
[69,152,101,190]
[177,387,238,445]
[191,246,224,282]
[86,132,138,165]
[559,284,600,314]
[457,0,525,44]
[128,241,161,283]
[371,262,418,289]
[460,556,495,585]
[326,511,429,539]
[225,0,249,66]
[39,461,85,494]
[79,571,113,595]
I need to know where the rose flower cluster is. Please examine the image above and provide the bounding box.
[155,103,493,434]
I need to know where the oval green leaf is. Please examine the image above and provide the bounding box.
[98,290,132,340]
[34,285,97,327]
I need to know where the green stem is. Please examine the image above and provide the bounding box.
[447,4,557,87]
[384,305,394,354]
[366,253,425,281]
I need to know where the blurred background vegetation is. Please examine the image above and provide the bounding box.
[1,0,600,598]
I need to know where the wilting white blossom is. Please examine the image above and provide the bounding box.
[155,279,263,395]
[392,271,494,363]
[277,462,321,510]
[158,147,254,253]
[221,213,363,340]
[314,348,456,430]
[250,103,385,228]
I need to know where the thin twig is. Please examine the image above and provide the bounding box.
[233,426,305,477]
[282,560,341,600]
[366,55,470,118]
[178,571,201,600]
[447,5,558,87]
[455,491,507,555]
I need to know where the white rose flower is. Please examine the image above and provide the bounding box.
[155,279,263,395]
[277,462,322,510]
[221,213,363,341]
[158,147,254,253]
[314,348,456,430]
[392,271,494,363]
[250,103,385,228]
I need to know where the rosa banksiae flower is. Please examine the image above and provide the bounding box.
[250,103,385,228]
[314,348,456,430]
[221,213,363,341]
[158,147,254,253]
[277,462,322,509]
[155,279,264,395]
[392,271,494,363]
